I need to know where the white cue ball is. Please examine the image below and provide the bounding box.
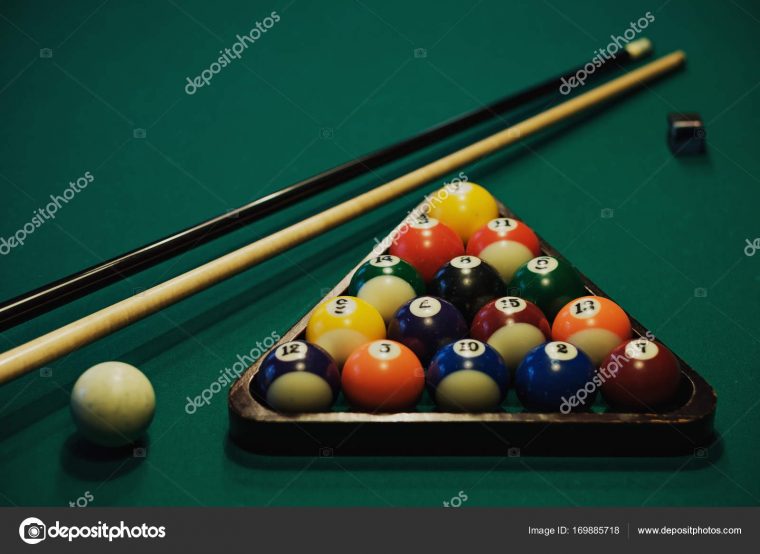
[70,361,155,447]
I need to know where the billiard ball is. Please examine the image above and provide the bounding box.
[305,296,386,366]
[515,341,596,412]
[429,255,506,321]
[348,254,425,322]
[390,215,464,282]
[466,218,540,282]
[70,361,155,447]
[388,296,468,365]
[507,255,587,320]
[428,182,499,242]
[600,338,682,411]
[253,341,340,412]
[342,340,425,412]
[427,339,509,411]
[470,296,551,371]
[552,296,632,366]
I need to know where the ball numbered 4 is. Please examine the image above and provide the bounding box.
[428,182,499,242]
[552,296,632,366]
[348,255,425,322]
[600,338,682,411]
[254,341,340,412]
[427,339,509,412]
[342,340,425,412]
[515,341,597,413]
[466,218,540,282]
[306,296,385,366]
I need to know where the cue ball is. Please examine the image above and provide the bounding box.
[515,341,596,412]
[507,255,587,321]
[342,340,425,412]
[387,296,468,365]
[253,341,340,412]
[428,182,499,242]
[466,218,540,282]
[600,338,681,411]
[348,255,425,322]
[390,215,464,282]
[470,296,551,372]
[429,255,506,321]
[427,339,509,412]
[552,296,632,366]
[306,296,386,366]
[70,361,155,447]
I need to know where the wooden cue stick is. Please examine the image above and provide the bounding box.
[0,50,685,385]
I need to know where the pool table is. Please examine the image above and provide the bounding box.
[1,0,759,507]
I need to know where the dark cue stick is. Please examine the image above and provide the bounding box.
[0,40,651,331]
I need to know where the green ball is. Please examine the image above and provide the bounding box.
[507,255,586,321]
[348,255,425,322]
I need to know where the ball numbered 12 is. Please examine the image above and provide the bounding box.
[515,341,597,413]
[427,339,509,412]
[306,296,386,366]
[253,341,340,412]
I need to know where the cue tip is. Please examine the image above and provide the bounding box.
[625,38,653,59]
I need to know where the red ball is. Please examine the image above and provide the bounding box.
[471,297,550,370]
[466,218,540,282]
[390,216,464,282]
[599,338,681,411]
[342,340,425,412]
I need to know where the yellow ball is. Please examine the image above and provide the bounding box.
[305,296,386,366]
[429,182,499,242]
[71,361,155,447]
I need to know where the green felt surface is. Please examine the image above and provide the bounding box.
[1,0,759,507]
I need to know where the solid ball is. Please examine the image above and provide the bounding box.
[390,215,464,282]
[70,361,155,447]
[348,255,425,322]
[342,340,425,412]
[470,296,551,371]
[306,296,386,366]
[507,255,587,321]
[388,296,468,365]
[427,339,509,412]
[429,255,506,321]
[253,341,340,412]
[515,341,597,412]
[466,218,540,282]
[600,338,682,411]
[552,296,632,366]
[428,182,499,242]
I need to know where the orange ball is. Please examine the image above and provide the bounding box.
[342,340,425,412]
[552,296,631,366]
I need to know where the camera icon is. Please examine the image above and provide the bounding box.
[19,517,46,544]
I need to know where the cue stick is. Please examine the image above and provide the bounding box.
[0,50,685,385]
[0,39,653,332]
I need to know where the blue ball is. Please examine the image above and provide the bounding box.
[253,340,340,412]
[427,339,509,411]
[515,341,597,412]
[388,296,468,365]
